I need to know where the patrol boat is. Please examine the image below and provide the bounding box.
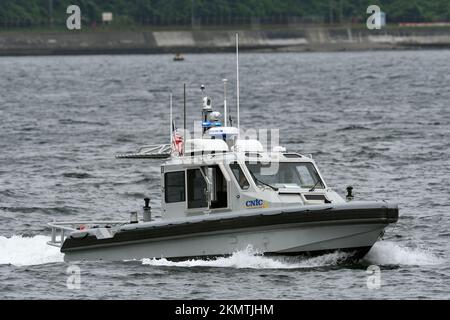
[47,35,398,262]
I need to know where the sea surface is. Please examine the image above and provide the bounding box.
[0,50,449,299]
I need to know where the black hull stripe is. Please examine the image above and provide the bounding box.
[164,246,373,262]
[62,204,398,252]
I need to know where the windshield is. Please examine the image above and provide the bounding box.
[245,162,325,190]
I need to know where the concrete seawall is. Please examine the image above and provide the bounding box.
[1,26,450,56]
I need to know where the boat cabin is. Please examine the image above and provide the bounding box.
[117,88,345,221]
[161,140,344,220]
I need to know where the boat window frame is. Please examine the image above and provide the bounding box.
[186,168,209,210]
[244,161,325,190]
[164,170,186,203]
[229,162,250,190]
[184,164,231,213]
[205,164,229,210]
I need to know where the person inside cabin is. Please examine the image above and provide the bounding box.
[239,172,250,189]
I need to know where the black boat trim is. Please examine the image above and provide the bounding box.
[61,203,398,252]
[141,246,373,263]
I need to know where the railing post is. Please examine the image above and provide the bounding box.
[51,226,56,243]
[60,229,65,247]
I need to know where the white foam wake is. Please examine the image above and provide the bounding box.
[143,242,443,269]
[0,235,64,266]
[0,236,440,268]
[364,241,442,266]
[142,245,351,269]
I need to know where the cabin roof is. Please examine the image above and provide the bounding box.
[163,151,313,169]
[185,139,229,154]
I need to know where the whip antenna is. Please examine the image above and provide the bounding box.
[236,33,240,136]
[223,79,228,127]
[169,92,173,146]
[183,83,186,156]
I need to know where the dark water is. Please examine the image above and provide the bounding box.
[0,51,449,299]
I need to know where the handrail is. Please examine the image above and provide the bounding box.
[47,220,127,248]
[116,144,172,159]
[48,220,127,228]
[137,144,171,154]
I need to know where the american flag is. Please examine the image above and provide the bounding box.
[171,121,183,156]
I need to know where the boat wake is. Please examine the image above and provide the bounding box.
[0,235,64,266]
[142,245,351,269]
[363,241,442,266]
[0,236,442,268]
[142,241,443,269]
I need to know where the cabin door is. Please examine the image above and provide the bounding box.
[186,166,228,211]
[186,169,208,210]
[205,165,228,209]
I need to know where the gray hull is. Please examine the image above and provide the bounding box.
[62,202,398,262]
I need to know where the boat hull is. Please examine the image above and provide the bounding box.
[61,201,398,262]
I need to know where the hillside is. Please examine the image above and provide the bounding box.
[1,0,450,29]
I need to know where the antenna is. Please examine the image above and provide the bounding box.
[235,33,240,136]
[169,92,173,146]
[183,83,186,156]
[223,79,228,127]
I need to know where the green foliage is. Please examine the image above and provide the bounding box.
[0,0,448,25]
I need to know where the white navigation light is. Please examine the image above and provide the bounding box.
[209,111,221,122]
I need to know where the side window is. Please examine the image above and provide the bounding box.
[165,171,185,203]
[230,162,250,190]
